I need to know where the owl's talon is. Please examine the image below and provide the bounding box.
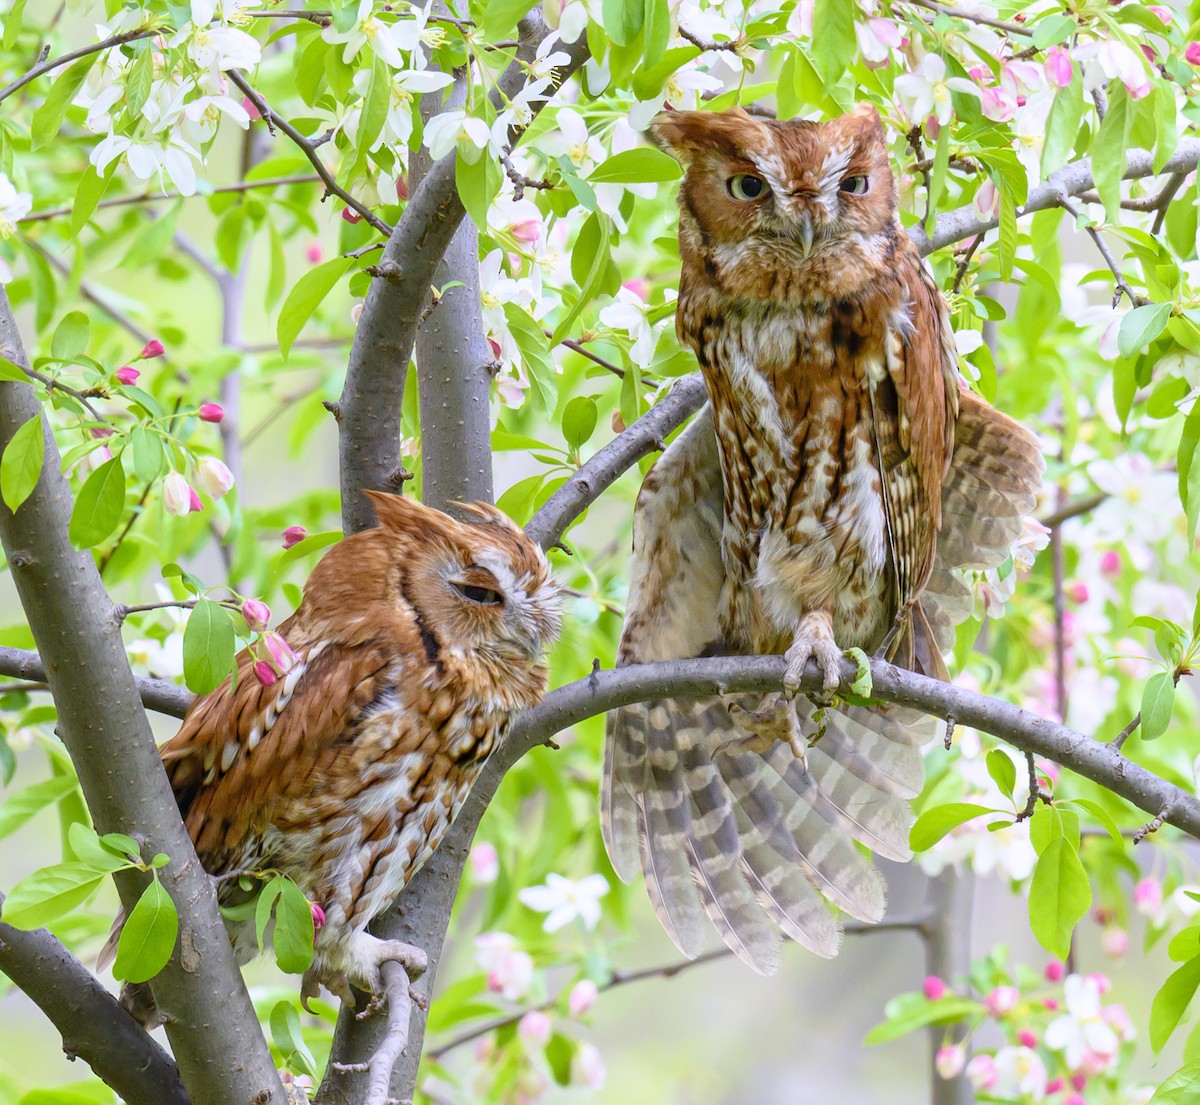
[783,614,843,697]
[722,693,807,765]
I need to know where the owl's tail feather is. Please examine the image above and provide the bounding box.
[605,694,931,973]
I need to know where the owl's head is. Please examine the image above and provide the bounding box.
[307,492,561,665]
[652,104,896,285]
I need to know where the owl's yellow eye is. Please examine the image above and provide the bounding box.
[839,175,869,195]
[727,174,768,201]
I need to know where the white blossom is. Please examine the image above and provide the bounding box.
[518,873,609,932]
[0,174,31,237]
[894,54,980,125]
[1044,975,1121,1069]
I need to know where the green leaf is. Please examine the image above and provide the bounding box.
[255,877,285,949]
[503,302,557,415]
[844,647,872,698]
[1149,1063,1200,1104]
[1032,12,1076,48]
[280,529,343,564]
[0,355,27,383]
[182,598,236,695]
[865,993,982,1045]
[31,55,99,149]
[587,148,682,184]
[985,749,1016,800]
[601,0,643,46]
[269,1001,318,1077]
[1042,70,1084,177]
[545,1033,576,1085]
[1119,302,1172,359]
[1168,926,1200,963]
[2,0,27,52]
[1141,671,1176,740]
[1179,408,1200,541]
[130,426,165,483]
[1,414,43,513]
[70,167,112,238]
[277,257,352,359]
[51,311,90,361]
[642,0,670,66]
[113,878,178,984]
[357,54,390,159]
[1092,83,1130,223]
[1061,798,1124,848]
[1153,957,1200,1053]
[482,0,535,39]
[809,0,856,84]
[272,877,315,973]
[997,186,1016,283]
[68,455,126,550]
[909,803,997,851]
[124,47,154,120]
[552,210,614,345]
[457,144,503,232]
[1,862,108,929]
[562,396,598,450]
[1028,835,1091,958]
[0,774,77,842]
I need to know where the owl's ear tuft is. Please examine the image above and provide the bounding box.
[849,102,885,139]
[364,490,457,543]
[650,107,757,164]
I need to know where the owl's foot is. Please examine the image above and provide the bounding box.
[302,933,428,1012]
[782,612,842,699]
[726,693,808,765]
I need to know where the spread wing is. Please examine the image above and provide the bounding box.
[870,250,959,610]
[161,626,395,873]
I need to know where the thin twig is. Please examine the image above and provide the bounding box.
[678,26,742,51]
[21,365,108,423]
[951,234,984,294]
[1133,804,1170,844]
[543,329,626,378]
[1111,711,1141,750]
[0,27,158,105]
[903,0,1033,37]
[248,9,332,24]
[499,150,554,200]
[1038,492,1107,529]
[1058,194,1149,308]
[1014,751,1043,822]
[226,70,393,236]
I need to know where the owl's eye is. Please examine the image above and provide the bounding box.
[453,582,504,605]
[839,175,869,195]
[727,174,768,201]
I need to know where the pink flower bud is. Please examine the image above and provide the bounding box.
[1046,1078,1065,1094]
[242,96,262,121]
[510,219,543,244]
[254,660,278,686]
[1044,46,1073,88]
[1043,997,1060,1010]
[1044,960,1065,982]
[341,207,363,224]
[162,471,192,516]
[198,402,224,423]
[395,175,409,201]
[92,427,114,439]
[923,976,947,1000]
[310,901,326,929]
[622,278,650,301]
[1018,1029,1038,1048]
[1065,1095,1086,1105]
[569,978,598,1017]
[188,488,203,513]
[1071,1074,1087,1091]
[139,339,165,359]
[1099,550,1121,577]
[196,456,235,498]
[1101,926,1129,958]
[518,1010,551,1048]
[1149,5,1171,22]
[469,841,499,883]
[242,598,271,631]
[935,1045,966,1079]
[305,242,324,264]
[1134,877,1163,915]
[1187,42,1200,66]
[1086,972,1112,995]
[115,366,140,385]
[570,1043,605,1090]
[1068,581,1089,603]
[984,986,1019,1016]
[965,1054,997,1091]
[265,632,299,673]
[282,525,307,549]
[487,337,502,359]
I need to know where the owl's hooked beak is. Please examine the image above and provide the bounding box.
[793,213,814,259]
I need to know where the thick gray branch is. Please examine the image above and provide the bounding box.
[0,892,189,1105]
[0,292,283,1103]
[336,17,589,534]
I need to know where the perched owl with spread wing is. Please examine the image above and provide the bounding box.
[602,105,1044,972]
[113,492,559,1015]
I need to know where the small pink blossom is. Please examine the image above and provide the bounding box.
[935,1045,966,1079]
[1149,5,1171,23]
[965,1054,997,1091]
[1099,550,1121,577]
[1071,1074,1087,1091]
[1187,42,1200,66]
[1044,47,1072,88]
[569,978,598,1017]
[923,975,947,1000]
[196,456,235,498]
[265,632,299,673]
[985,986,1019,1016]
[510,219,543,244]
[242,96,261,120]
[475,932,534,1001]
[282,525,307,549]
[1043,998,1061,1011]
[188,487,203,513]
[1134,877,1163,915]
[162,471,192,516]
[980,83,1017,122]
[1045,960,1065,982]
[496,374,529,408]
[341,207,363,224]
[622,278,650,301]
[1065,1096,1086,1105]
[1101,927,1129,958]
[973,180,999,220]
[198,402,224,423]
[518,1011,551,1048]
[139,339,165,359]
[1047,1078,1065,1094]
[115,366,140,385]
[242,598,271,631]
[310,901,326,929]
[1086,972,1111,995]
[1018,1030,1038,1048]
[305,242,324,264]
[1067,581,1088,603]
[469,841,499,883]
[254,660,277,686]
[570,1042,606,1090]
[395,175,409,201]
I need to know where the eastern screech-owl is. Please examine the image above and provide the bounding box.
[117,492,559,1012]
[603,105,1044,972]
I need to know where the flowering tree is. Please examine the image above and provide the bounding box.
[5,1,1200,1103]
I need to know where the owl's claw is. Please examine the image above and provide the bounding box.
[725,693,808,765]
[782,613,843,699]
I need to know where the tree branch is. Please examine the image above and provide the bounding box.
[0,291,283,1104]
[335,14,589,535]
[0,892,189,1105]
[0,27,157,105]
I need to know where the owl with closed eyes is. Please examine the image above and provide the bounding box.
[602,105,1044,972]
